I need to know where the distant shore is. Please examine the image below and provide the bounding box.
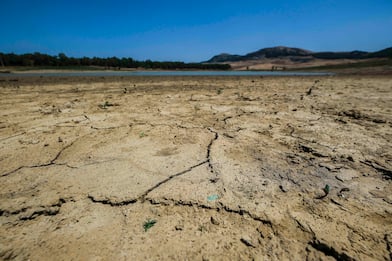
[2,61,391,75]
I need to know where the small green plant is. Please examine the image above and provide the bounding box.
[217,88,223,95]
[143,219,156,232]
[316,184,330,199]
[323,184,330,195]
[139,131,146,138]
[198,225,206,232]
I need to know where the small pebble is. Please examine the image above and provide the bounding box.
[210,216,220,225]
[175,224,183,231]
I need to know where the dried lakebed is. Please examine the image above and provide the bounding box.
[0,75,391,260]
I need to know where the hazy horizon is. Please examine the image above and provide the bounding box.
[1,0,392,62]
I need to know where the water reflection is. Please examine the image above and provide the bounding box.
[2,70,333,77]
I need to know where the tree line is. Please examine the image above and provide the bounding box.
[0,52,231,70]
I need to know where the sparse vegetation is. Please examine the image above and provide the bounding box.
[293,58,392,71]
[143,219,156,232]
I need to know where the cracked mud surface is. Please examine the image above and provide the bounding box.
[1,75,391,260]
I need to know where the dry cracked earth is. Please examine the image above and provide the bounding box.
[0,75,391,260]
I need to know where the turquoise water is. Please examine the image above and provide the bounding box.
[2,70,332,77]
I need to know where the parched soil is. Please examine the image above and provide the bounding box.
[0,75,391,260]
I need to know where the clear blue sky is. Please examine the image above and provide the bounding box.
[1,0,391,62]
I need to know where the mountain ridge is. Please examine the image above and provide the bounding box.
[205,46,392,63]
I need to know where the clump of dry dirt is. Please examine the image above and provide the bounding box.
[0,75,391,260]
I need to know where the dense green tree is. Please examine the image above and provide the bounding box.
[0,53,4,67]
[0,52,231,70]
[58,53,69,66]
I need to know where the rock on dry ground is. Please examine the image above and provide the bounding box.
[0,75,391,260]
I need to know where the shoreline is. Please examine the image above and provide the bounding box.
[2,66,391,76]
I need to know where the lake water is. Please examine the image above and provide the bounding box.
[1,70,333,77]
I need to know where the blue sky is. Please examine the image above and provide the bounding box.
[1,0,391,62]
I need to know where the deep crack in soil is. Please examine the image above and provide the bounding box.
[1,138,80,177]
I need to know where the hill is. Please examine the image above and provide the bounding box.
[205,46,392,63]
[243,46,312,60]
[205,46,392,73]
[207,53,243,63]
